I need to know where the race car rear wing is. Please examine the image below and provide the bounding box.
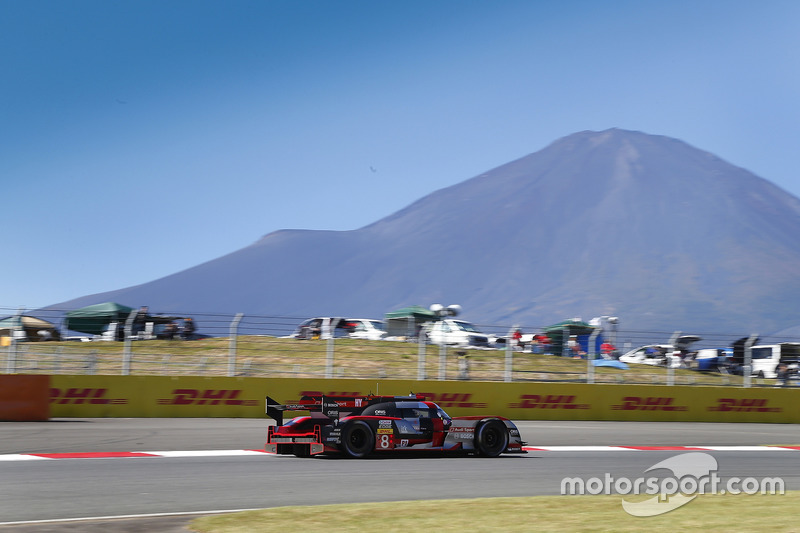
[265,393,427,425]
[265,396,342,426]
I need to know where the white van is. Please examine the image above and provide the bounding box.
[748,343,800,378]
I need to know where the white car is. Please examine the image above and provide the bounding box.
[619,344,679,368]
[619,335,702,368]
[421,319,490,348]
[344,319,387,340]
[290,317,386,340]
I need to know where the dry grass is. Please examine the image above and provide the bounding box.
[190,492,800,532]
[5,336,749,386]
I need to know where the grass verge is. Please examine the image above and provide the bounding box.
[190,492,799,532]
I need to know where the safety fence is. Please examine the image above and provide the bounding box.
[3,308,798,388]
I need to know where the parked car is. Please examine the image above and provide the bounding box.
[290,317,386,340]
[343,319,387,340]
[619,335,702,368]
[619,344,678,367]
[420,319,490,348]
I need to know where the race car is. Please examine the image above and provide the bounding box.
[265,393,526,458]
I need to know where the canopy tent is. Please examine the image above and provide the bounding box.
[384,305,437,338]
[543,319,598,356]
[0,315,61,342]
[64,302,135,335]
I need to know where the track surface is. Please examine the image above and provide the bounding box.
[2,419,800,531]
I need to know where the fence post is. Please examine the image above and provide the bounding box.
[228,313,244,377]
[326,336,334,378]
[505,325,517,382]
[5,308,24,374]
[122,310,137,375]
[587,329,600,384]
[438,342,447,381]
[417,332,427,380]
[743,333,758,388]
[54,346,62,374]
[87,350,97,375]
[666,331,681,386]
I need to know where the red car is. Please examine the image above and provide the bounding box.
[265,394,526,458]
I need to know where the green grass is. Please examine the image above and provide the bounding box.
[190,492,800,532]
[6,336,751,386]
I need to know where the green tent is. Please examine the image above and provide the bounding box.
[543,319,596,356]
[64,302,135,335]
[384,305,437,338]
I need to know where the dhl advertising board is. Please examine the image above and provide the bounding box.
[45,375,800,423]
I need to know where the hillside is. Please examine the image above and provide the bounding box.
[54,129,800,334]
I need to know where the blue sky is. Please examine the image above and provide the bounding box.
[3,0,800,311]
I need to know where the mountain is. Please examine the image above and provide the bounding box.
[53,129,800,335]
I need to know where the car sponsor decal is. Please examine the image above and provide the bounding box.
[377,433,394,449]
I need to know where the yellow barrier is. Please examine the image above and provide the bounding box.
[48,375,800,423]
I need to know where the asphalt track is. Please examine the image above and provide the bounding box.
[2,419,800,532]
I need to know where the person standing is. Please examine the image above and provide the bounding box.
[181,317,196,340]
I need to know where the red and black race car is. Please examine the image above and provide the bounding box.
[265,394,526,458]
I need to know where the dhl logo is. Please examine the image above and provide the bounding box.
[50,388,128,405]
[508,394,589,409]
[417,392,487,409]
[612,396,688,411]
[157,389,258,406]
[707,398,782,413]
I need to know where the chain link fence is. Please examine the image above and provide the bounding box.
[2,307,798,387]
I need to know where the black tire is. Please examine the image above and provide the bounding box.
[474,419,509,457]
[341,421,375,458]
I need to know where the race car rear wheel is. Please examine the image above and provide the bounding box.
[341,421,375,458]
[474,419,509,457]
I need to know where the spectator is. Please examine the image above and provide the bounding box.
[163,322,178,340]
[568,335,583,358]
[600,341,616,359]
[181,317,196,340]
[776,363,790,387]
[512,328,523,351]
[132,306,149,336]
[536,334,551,354]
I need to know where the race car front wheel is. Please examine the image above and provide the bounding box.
[474,419,509,457]
[341,421,375,458]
